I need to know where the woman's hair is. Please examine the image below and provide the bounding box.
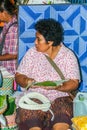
[35,18,64,46]
[0,0,17,15]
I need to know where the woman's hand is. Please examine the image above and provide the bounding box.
[15,72,35,88]
[26,79,36,90]
[55,79,79,92]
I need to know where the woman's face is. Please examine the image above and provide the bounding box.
[0,10,10,22]
[0,10,6,22]
[35,31,52,53]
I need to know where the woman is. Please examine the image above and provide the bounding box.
[0,0,18,75]
[15,18,81,130]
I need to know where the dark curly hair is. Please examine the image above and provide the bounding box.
[35,18,64,46]
[0,0,17,15]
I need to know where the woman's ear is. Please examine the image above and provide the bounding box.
[48,41,53,46]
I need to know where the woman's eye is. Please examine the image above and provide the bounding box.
[37,38,42,42]
[38,39,41,41]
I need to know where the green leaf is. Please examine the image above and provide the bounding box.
[34,79,68,87]
[0,95,7,108]
[3,97,16,116]
[34,81,56,86]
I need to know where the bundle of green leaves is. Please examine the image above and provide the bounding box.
[3,96,16,116]
[0,95,7,114]
[34,79,68,87]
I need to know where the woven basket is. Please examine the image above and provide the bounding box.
[0,113,18,130]
[0,77,14,96]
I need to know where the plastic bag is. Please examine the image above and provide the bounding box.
[73,92,87,117]
[72,116,87,130]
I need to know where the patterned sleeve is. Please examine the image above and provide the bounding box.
[65,50,81,81]
[16,48,34,77]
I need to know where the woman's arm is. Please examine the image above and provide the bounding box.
[56,79,79,92]
[0,53,17,60]
[15,72,35,88]
[33,79,79,92]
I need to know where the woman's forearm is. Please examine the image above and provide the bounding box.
[0,53,17,61]
[56,79,79,92]
[15,72,34,88]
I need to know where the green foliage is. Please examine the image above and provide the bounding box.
[0,95,7,108]
[34,81,57,86]
[34,80,68,87]
[3,97,16,116]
